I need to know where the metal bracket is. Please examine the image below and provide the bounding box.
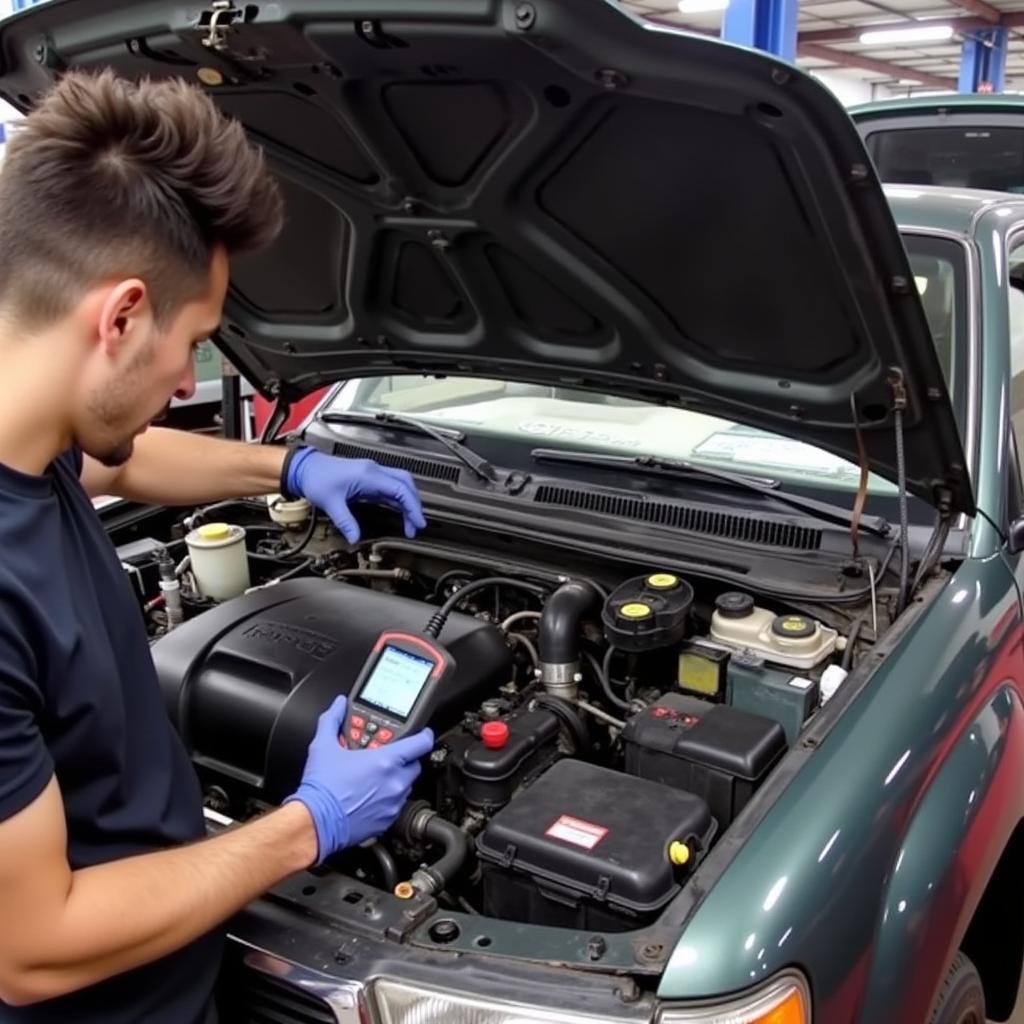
[887,366,907,411]
[202,0,241,53]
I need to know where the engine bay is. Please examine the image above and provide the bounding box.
[109,488,889,936]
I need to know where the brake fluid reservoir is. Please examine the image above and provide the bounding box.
[709,591,837,670]
[185,522,250,601]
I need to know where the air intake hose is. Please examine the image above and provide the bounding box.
[537,581,601,700]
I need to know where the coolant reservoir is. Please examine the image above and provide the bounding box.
[709,591,837,670]
[185,522,250,601]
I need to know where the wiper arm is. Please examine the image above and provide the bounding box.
[531,448,890,538]
[317,411,499,484]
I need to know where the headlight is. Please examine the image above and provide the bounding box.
[657,973,810,1024]
[373,978,639,1023]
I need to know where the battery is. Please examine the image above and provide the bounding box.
[622,693,786,828]
[477,759,715,932]
[726,657,819,745]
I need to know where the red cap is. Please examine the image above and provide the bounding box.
[481,721,510,750]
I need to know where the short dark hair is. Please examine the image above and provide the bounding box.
[0,69,283,328]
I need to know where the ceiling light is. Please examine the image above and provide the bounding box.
[899,77,923,85]
[677,0,730,12]
[859,24,953,45]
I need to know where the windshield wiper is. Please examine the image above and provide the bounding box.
[531,448,890,537]
[317,411,499,484]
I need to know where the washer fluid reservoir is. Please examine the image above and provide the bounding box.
[710,592,837,670]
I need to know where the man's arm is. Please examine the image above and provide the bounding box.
[80,426,427,544]
[0,697,432,1007]
[0,777,315,1006]
[80,428,285,505]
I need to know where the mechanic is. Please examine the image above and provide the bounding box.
[0,71,434,1023]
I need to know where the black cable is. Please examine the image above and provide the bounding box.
[584,649,631,713]
[841,615,866,672]
[271,558,314,583]
[910,514,950,597]
[276,509,318,559]
[424,576,549,638]
[894,406,910,614]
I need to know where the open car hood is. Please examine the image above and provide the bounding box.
[0,0,973,513]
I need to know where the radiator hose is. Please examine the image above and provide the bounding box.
[392,802,469,897]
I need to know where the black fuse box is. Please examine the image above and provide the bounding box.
[623,693,787,828]
[477,759,715,932]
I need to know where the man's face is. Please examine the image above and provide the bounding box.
[77,248,229,466]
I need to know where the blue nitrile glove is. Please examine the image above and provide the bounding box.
[284,447,427,544]
[285,695,434,862]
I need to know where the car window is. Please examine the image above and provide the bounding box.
[866,126,1024,192]
[326,235,966,501]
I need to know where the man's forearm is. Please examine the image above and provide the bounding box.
[13,803,316,1004]
[111,428,288,506]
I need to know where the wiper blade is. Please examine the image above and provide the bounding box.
[317,411,499,483]
[531,448,890,538]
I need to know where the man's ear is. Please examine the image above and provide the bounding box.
[96,279,149,356]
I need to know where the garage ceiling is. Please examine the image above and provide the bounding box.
[619,0,1024,94]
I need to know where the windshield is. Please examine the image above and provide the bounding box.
[866,125,1024,192]
[322,236,966,499]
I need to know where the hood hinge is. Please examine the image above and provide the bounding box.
[201,1,241,53]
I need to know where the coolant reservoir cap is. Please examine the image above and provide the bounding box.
[197,523,231,542]
[647,573,680,590]
[481,721,510,750]
[772,614,815,639]
[715,591,755,619]
[619,602,653,620]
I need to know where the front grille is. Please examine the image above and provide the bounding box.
[332,441,460,482]
[234,969,337,1023]
[533,484,822,550]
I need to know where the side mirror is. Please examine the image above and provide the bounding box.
[1009,517,1024,555]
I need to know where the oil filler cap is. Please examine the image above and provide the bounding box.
[481,721,510,750]
[772,614,815,639]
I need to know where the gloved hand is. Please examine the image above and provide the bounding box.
[284,447,427,544]
[285,695,434,862]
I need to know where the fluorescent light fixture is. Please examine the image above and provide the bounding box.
[859,23,953,45]
[677,0,730,12]
[899,78,923,85]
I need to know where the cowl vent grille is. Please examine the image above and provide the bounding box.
[533,484,822,550]
[332,442,459,482]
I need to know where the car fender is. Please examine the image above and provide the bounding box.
[658,555,1024,1024]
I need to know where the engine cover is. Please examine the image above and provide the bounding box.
[153,578,512,801]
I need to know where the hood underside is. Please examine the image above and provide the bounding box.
[0,0,973,513]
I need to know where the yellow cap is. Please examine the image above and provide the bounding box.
[198,523,231,541]
[394,882,416,900]
[781,617,808,632]
[620,602,653,620]
[647,573,679,590]
[669,841,691,867]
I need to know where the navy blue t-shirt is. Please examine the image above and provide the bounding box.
[0,449,221,1023]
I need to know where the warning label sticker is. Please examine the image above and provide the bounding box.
[545,814,609,850]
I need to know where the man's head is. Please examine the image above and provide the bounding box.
[0,70,283,465]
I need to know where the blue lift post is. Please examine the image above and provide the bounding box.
[959,27,1008,93]
[721,0,799,62]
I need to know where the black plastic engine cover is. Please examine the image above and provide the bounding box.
[153,578,512,801]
